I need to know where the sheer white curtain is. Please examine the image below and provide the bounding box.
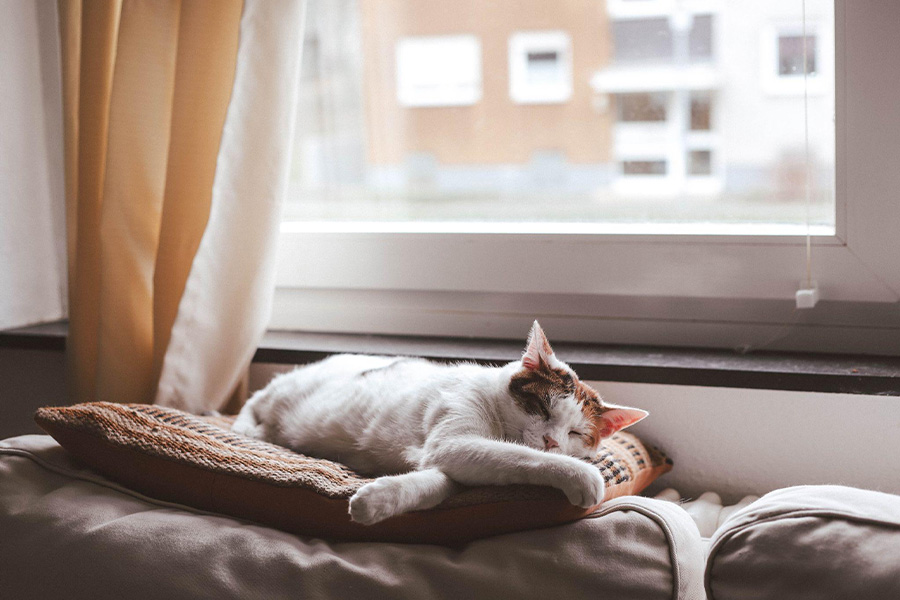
[0,1,66,330]
[155,1,306,412]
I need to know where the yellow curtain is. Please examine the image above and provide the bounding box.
[58,0,244,405]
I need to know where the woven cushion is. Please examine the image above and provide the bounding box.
[34,402,672,545]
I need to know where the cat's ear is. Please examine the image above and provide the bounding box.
[597,404,648,438]
[522,320,554,370]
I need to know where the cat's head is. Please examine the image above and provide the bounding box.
[508,321,648,460]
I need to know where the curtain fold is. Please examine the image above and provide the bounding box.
[59,0,304,411]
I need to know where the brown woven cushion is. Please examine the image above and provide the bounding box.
[34,402,672,545]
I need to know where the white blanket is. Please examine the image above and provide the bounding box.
[653,489,760,538]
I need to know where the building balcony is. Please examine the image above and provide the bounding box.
[590,63,719,94]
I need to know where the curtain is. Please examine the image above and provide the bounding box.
[59,0,305,412]
[0,1,67,330]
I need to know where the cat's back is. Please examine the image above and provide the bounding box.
[255,354,444,421]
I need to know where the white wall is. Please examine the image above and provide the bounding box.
[0,349,67,440]
[593,381,899,503]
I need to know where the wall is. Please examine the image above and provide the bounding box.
[0,349,67,440]
[2,350,896,505]
[360,0,613,166]
[592,381,900,503]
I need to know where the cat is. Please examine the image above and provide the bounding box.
[232,321,648,525]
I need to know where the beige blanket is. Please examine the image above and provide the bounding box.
[0,435,705,600]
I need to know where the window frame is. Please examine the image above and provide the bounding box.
[761,22,826,97]
[508,30,573,104]
[272,1,900,356]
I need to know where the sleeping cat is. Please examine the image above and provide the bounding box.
[232,322,648,525]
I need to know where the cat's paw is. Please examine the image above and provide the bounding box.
[558,460,606,508]
[348,479,402,525]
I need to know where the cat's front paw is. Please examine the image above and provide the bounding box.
[558,461,606,508]
[348,479,402,525]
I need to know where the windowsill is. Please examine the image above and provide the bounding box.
[4,321,898,396]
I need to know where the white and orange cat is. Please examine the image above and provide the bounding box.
[232,322,648,525]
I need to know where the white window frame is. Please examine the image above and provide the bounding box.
[272,1,900,355]
[607,0,721,21]
[508,31,573,104]
[395,35,482,107]
[761,22,827,97]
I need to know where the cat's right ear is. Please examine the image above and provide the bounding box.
[522,320,554,370]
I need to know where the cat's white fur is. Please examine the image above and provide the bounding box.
[233,322,648,525]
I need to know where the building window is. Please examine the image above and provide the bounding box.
[762,24,825,96]
[395,35,482,107]
[618,92,668,122]
[689,92,711,131]
[612,18,673,63]
[689,14,714,60]
[508,31,573,104]
[622,160,667,176]
[688,150,712,176]
[778,34,817,76]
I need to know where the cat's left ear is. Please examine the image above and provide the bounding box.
[522,320,554,370]
[598,404,649,438]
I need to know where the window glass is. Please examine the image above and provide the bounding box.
[689,15,713,60]
[286,0,835,230]
[623,160,667,176]
[618,92,668,122]
[778,34,817,77]
[690,92,712,130]
[526,51,561,84]
[688,150,713,176]
[613,18,673,62]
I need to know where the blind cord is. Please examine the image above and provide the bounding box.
[803,0,813,288]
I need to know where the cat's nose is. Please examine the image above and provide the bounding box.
[543,435,559,450]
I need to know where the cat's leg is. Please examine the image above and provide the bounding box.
[349,468,458,525]
[423,436,605,508]
[231,391,265,439]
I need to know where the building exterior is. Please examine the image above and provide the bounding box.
[289,0,834,219]
[591,0,834,198]
[357,0,614,194]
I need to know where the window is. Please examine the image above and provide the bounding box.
[395,35,482,107]
[762,23,826,96]
[689,92,711,130]
[687,150,712,176]
[779,34,817,76]
[612,18,672,63]
[618,93,668,122]
[689,15,713,60]
[275,2,900,356]
[508,31,572,104]
[623,160,667,176]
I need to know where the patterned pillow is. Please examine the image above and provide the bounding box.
[34,402,672,545]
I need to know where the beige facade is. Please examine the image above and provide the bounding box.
[360,0,612,166]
